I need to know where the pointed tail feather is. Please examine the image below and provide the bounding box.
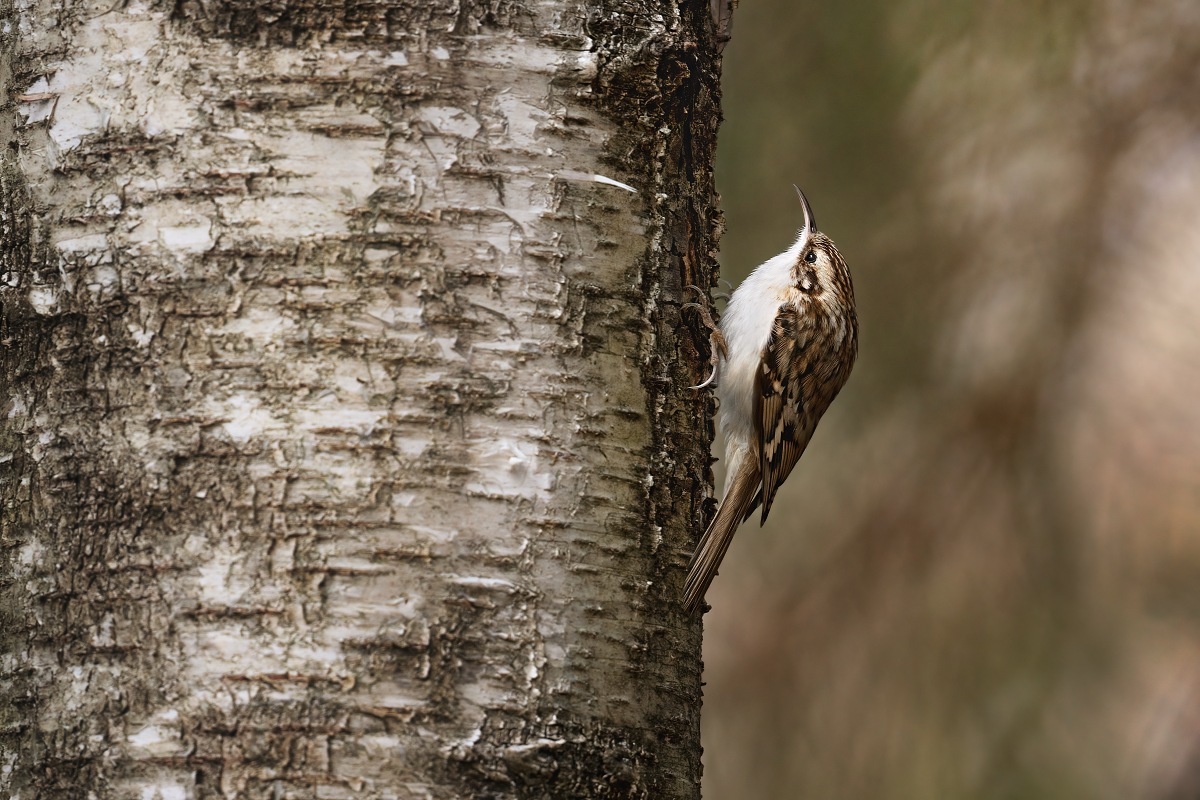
[682,459,761,614]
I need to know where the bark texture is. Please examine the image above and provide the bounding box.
[0,1,724,797]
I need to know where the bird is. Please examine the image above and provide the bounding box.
[682,187,858,614]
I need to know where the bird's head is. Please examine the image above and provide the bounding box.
[790,186,855,306]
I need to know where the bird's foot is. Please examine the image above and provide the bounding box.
[683,285,728,390]
[713,278,734,303]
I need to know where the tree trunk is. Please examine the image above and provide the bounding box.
[0,1,724,798]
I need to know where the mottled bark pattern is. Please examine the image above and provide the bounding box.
[0,0,724,798]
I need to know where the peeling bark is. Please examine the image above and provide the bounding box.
[0,0,724,798]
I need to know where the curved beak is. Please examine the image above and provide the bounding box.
[793,185,818,232]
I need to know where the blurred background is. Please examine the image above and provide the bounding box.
[704,2,1200,798]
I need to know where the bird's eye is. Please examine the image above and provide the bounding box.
[804,250,817,263]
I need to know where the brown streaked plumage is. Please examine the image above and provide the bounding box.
[683,190,857,614]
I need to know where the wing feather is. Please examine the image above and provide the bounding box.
[754,303,818,524]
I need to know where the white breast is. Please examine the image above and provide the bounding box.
[714,239,804,492]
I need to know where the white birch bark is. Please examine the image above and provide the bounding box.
[0,0,725,797]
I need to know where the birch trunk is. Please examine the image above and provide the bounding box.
[0,1,724,797]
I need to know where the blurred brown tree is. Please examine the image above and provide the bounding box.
[704,3,1200,798]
